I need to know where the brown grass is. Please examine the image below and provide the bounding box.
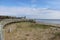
[3,22,60,40]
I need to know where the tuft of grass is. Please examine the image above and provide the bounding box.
[50,32,60,40]
[55,32,60,36]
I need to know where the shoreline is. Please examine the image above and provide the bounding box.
[36,21,60,27]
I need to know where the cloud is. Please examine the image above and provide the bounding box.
[0,6,60,19]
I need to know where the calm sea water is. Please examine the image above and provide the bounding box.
[36,19,60,24]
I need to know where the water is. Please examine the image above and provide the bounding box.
[36,19,60,24]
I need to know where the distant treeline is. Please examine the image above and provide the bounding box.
[0,16,26,19]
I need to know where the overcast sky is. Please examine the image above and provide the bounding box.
[0,0,60,19]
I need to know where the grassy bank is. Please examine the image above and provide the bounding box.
[15,22,52,29]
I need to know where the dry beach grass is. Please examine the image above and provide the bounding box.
[3,22,60,40]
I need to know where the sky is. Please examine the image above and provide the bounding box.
[0,0,60,19]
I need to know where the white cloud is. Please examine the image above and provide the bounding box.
[0,6,60,19]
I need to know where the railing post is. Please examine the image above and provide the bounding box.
[0,25,4,40]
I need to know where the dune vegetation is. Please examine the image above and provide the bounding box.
[3,22,60,40]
